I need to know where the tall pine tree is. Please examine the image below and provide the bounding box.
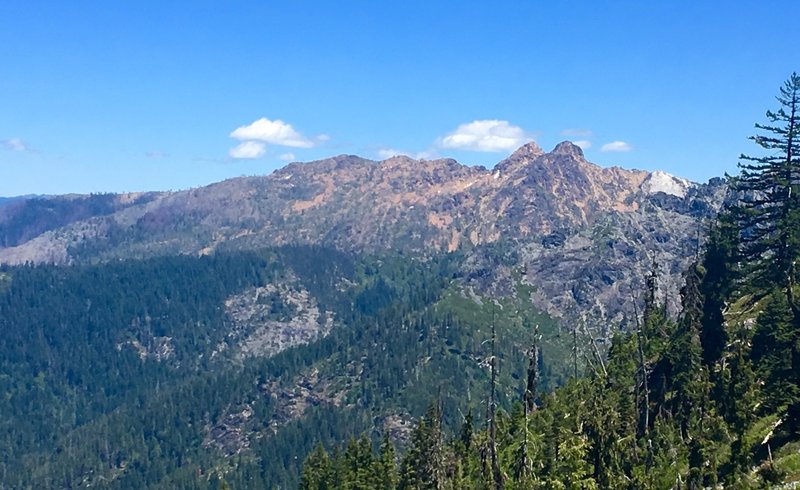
[734,72,800,432]
[734,73,800,318]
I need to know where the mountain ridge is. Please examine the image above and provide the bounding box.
[0,141,712,260]
[0,141,726,325]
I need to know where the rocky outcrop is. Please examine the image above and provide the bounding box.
[203,368,346,457]
[217,282,334,360]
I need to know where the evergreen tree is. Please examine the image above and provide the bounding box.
[300,444,333,490]
[343,436,375,490]
[399,403,445,490]
[734,72,800,433]
[595,333,640,487]
[372,434,398,490]
[638,264,677,430]
[726,324,759,478]
[507,403,541,486]
[733,72,800,319]
[459,410,474,454]
[669,264,710,439]
[750,290,799,414]
[699,213,739,368]
[548,425,597,490]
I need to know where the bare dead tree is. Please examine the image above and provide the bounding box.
[580,316,608,378]
[489,307,504,490]
[524,325,541,414]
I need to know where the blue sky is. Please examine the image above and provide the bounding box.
[1,1,797,196]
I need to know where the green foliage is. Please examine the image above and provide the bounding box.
[751,289,799,413]
[700,213,739,367]
[731,71,800,441]
[398,403,446,490]
[432,284,568,396]
[300,436,394,490]
[375,435,399,490]
[301,444,333,490]
[733,73,800,296]
[775,448,800,483]
[297,107,800,485]
[0,244,569,488]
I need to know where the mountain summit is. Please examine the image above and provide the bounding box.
[552,140,585,158]
[0,142,724,322]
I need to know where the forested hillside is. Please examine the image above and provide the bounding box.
[295,75,800,489]
[0,243,576,488]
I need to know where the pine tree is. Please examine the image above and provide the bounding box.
[664,263,729,487]
[459,410,474,454]
[488,319,504,490]
[300,444,333,490]
[549,420,598,490]
[750,290,799,414]
[669,263,710,439]
[734,73,800,318]
[399,403,445,490]
[699,213,739,368]
[508,402,540,486]
[372,434,398,490]
[637,264,676,429]
[537,381,598,490]
[734,72,800,433]
[343,436,374,490]
[726,324,759,478]
[596,333,640,486]
[583,383,629,489]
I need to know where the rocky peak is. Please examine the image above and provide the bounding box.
[379,154,417,169]
[508,141,545,160]
[641,170,694,198]
[494,141,545,176]
[551,141,585,159]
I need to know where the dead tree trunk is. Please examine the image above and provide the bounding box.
[524,325,540,414]
[489,312,504,489]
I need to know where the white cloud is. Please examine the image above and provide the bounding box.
[2,138,30,152]
[230,118,314,148]
[600,141,633,152]
[279,152,296,162]
[573,140,592,150]
[145,150,167,159]
[561,128,593,137]
[229,141,267,159]
[438,120,533,152]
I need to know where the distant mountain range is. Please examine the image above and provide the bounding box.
[0,141,727,325]
[0,194,40,207]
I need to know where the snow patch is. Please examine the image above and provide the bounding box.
[641,170,694,198]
